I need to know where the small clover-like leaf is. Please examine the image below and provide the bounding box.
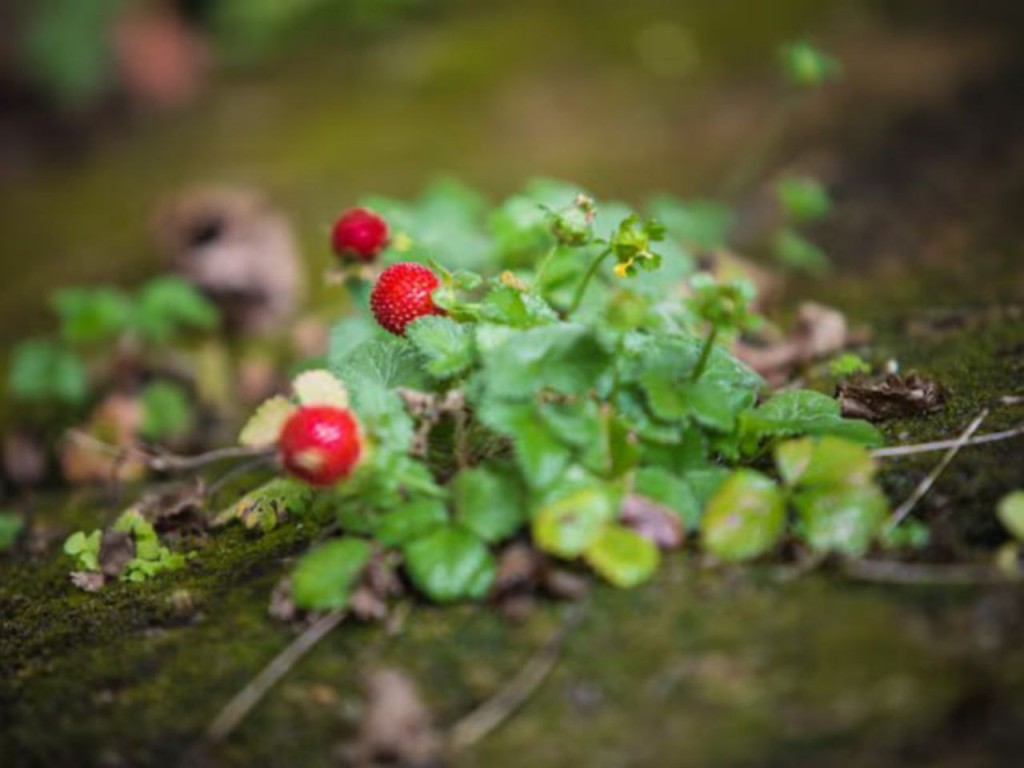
[239,396,296,447]
[292,369,350,408]
[291,538,372,611]
[584,524,660,588]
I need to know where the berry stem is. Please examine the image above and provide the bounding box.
[567,246,612,315]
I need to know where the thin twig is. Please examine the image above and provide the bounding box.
[449,605,583,752]
[205,454,278,501]
[883,409,988,533]
[204,609,346,745]
[64,430,274,474]
[841,559,1017,586]
[872,423,1024,458]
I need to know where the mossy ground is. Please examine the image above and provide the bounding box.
[3,2,1024,766]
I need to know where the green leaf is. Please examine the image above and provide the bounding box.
[776,177,832,223]
[634,467,701,529]
[682,467,731,507]
[477,323,611,400]
[217,478,313,532]
[740,390,882,448]
[63,529,102,571]
[52,287,133,345]
[479,285,558,328]
[134,276,219,343]
[403,526,495,603]
[291,538,372,611]
[8,339,89,407]
[879,519,931,550]
[532,483,616,559]
[452,465,525,543]
[774,436,877,489]
[701,470,786,562]
[0,512,23,552]
[478,400,572,490]
[779,40,842,87]
[794,485,888,556]
[584,524,660,588]
[997,491,1024,542]
[406,316,474,378]
[829,353,871,377]
[645,196,735,250]
[772,228,829,275]
[375,498,448,547]
[139,380,193,441]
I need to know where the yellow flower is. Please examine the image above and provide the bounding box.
[614,260,633,278]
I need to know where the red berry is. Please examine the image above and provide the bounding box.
[278,406,362,486]
[331,207,389,261]
[370,262,446,336]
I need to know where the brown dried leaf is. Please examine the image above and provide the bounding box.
[837,373,945,422]
[99,530,134,578]
[70,571,107,593]
[345,670,442,768]
[620,494,685,550]
[735,301,849,384]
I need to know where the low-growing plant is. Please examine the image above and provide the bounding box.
[214,182,889,609]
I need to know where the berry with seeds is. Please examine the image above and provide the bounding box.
[278,406,362,486]
[370,262,446,336]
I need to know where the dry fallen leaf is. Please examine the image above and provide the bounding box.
[735,301,850,384]
[620,494,685,550]
[837,373,945,422]
[344,669,442,768]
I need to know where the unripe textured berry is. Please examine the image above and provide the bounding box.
[279,406,362,486]
[331,207,389,261]
[370,262,446,336]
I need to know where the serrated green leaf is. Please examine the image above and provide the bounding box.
[375,498,448,547]
[477,323,610,399]
[741,390,882,448]
[479,285,558,328]
[452,465,525,543]
[584,524,660,588]
[702,470,786,562]
[292,369,350,408]
[406,315,474,378]
[292,538,372,611]
[403,526,495,603]
[478,400,572,489]
[997,491,1024,542]
[794,485,888,556]
[238,396,296,447]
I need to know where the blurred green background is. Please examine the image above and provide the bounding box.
[0,0,1014,349]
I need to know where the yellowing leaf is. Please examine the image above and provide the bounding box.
[292,369,350,408]
[239,396,296,447]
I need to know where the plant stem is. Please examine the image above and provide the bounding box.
[533,245,558,289]
[567,247,612,315]
[691,328,719,382]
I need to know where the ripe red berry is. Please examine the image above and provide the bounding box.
[370,262,446,336]
[278,406,362,486]
[331,207,389,261]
